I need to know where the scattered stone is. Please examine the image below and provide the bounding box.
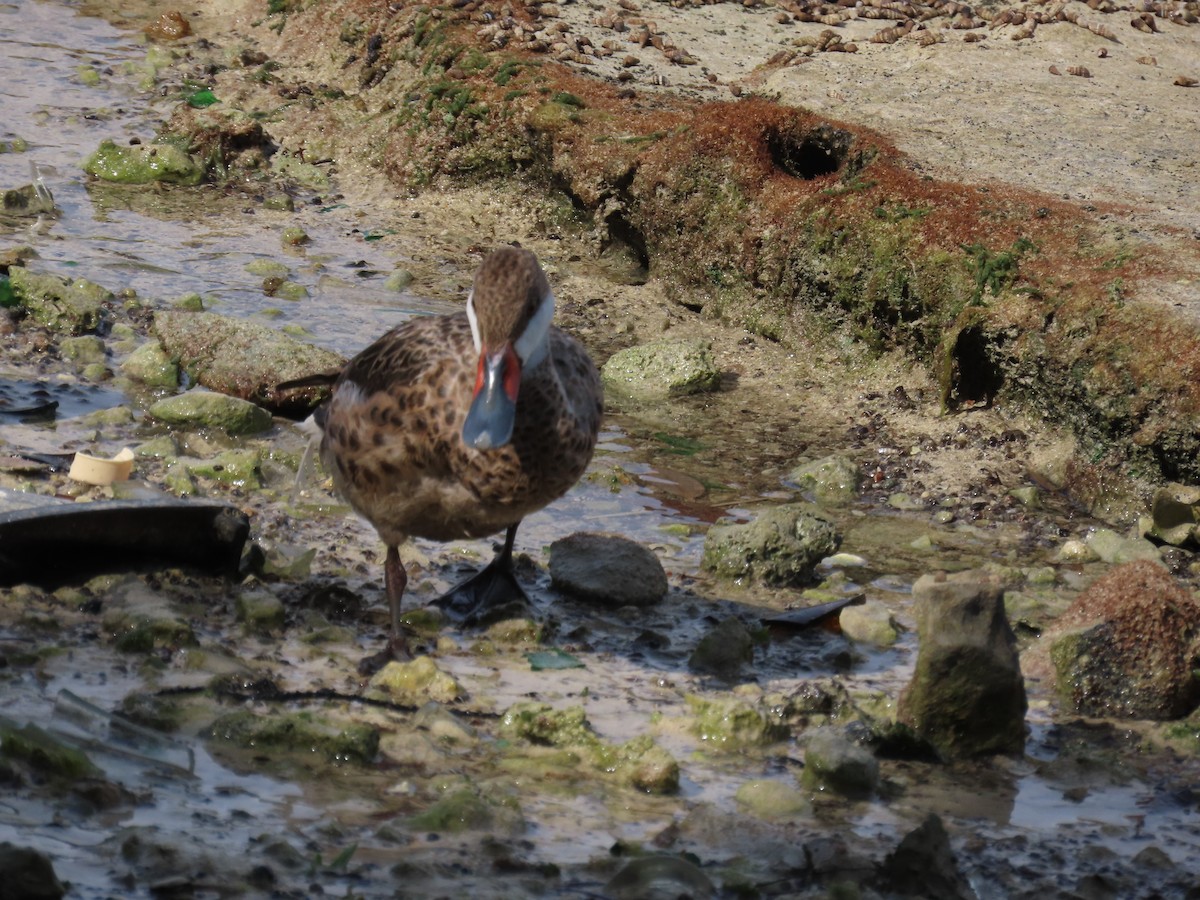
[234,590,286,632]
[801,726,879,797]
[368,657,464,705]
[1056,538,1098,563]
[790,453,862,505]
[120,340,180,388]
[876,813,973,900]
[898,570,1027,757]
[5,266,110,334]
[149,389,274,435]
[406,788,512,834]
[1047,560,1200,719]
[549,532,667,606]
[144,10,191,41]
[1008,485,1040,508]
[384,268,414,291]
[172,291,205,311]
[0,721,100,781]
[83,139,205,185]
[600,338,721,402]
[2,182,57,219]
[688,616,754,676]
[702,503,840,586]
[1085,527,1161,564]
[839,599,899,646]
[281,226,309,246]
[154,310,344,414]
[0,843,66,900]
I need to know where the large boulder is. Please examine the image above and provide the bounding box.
[1047,560,1200,720]
[548,532,667,607]
[154,310,344,415]
[898,570,1027,757]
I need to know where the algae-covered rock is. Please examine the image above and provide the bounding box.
[368,657,464,705]
[207,709,379,764]
[0,843,66,900]
[898,570,1027,757]
[549,532,667,607]
[801,727,879,797]
[686,695,789,748]
[702,503,840,586]
[185,448,264,486]
[688,616,753,677]
[5,266,110,334]
[2,182,57,218]
[878,813,974,900]
[149,390,273,435]
[500,701,679,793]
[154,309,344,414]
[103,586,197,653]
[59,335,106,368]
[121,340,180,388]
[83,138,205,185]
[605,855,716,900]
[0,721,100,780]
[406,787,521,834]
[601,339,721,402]
[790,454,862,506]
[1047,560,1200,720]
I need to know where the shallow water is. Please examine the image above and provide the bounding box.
[2,2,1198,897]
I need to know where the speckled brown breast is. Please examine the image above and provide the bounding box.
[318,312,602,547]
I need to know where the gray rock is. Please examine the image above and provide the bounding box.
[701,503,840,586]
[600,338,721,402]
[154,310,344,416]
[688,616,753,677]
[839,600,899,647]
[0,843,65,900]
[549,532,667,606]
[790,453,861,505]
[801,727,879,797]
[898,570,1027,757]
[121,340,180,388]
[877,814,973,900]
[6,266,110,334]
[148,389,274,435]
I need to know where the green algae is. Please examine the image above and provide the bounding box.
[207,709,380,765]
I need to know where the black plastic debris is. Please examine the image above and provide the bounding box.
[0,491,250,587]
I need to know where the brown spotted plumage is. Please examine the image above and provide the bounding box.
[315,247,602,669]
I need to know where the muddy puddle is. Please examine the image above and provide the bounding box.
[2,2,1200,898]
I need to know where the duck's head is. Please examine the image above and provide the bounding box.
[461,246,554,450]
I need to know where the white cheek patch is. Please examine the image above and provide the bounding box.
[515,289,554,374]
[465,289,482,353]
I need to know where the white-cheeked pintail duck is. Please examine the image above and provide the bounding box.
[313,246,602,669]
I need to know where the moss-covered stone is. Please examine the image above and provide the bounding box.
[207,709,379,764]
[367,657,464,705]
[121,341,180,388]
[0,722,100,781]
[185,448,265,486]
[149,390,273,435]
[735,779,812,818]
[59,335,107,368]
[801,727,879,797]
[688,617,753,677]
[234,590,286,632]
[6,266,110,334]
[83,138,205,185]
[600,339,721,402]
[702,503,840,586]
[685,696,789,749]
[790,454,862,506]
